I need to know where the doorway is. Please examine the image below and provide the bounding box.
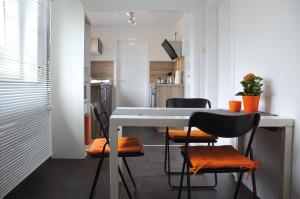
[116,40,149,107]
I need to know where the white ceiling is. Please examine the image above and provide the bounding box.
[87,11,184,28]
[82,0,202,13]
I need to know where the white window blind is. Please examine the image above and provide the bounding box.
[0,0,51,197]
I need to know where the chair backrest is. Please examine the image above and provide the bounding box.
[90,103,110,140]
[186,112,260,156]
[166,98,211,108]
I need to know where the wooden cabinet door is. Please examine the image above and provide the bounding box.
[156,86,171,107]
[170,86,184,98]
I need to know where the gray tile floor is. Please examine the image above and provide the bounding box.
[4,127,256,199]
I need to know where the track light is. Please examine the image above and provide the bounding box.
[126,11,136,25]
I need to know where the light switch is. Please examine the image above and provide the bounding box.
[200,48,206,53]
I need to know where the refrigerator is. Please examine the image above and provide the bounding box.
[99,82,113,117]
[90,81,113,138]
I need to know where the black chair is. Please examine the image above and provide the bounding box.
[177,111,260,199]
[165,98,218,188]
[86,103,144,199]
[166,98,212,108]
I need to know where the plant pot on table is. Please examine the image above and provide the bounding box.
[242,96,260,114]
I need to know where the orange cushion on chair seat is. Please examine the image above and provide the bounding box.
[86,137,143,155]
[169,129,216,142]
[181,145,259,174]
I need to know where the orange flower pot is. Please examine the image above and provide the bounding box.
[229,100,242,112]
[242,96,260,114]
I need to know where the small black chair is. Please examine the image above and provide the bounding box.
[165,98,218,188]
[177,111,260,199]
[86,103,144,199]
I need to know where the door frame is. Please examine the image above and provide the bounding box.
[114,40,150,108]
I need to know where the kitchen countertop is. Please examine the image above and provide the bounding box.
[151,83,184,87]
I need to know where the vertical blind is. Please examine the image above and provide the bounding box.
[0,0,51,197]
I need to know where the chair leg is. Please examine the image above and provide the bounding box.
[166,132,186,175]
[167,137,173,187]
[210,142,218,188]
[167,151,173,187]
[214,173,218,187]
[250,149,257,199]
[122,157,136,189]
[118,166,132,199]
[186,163,191,199]
[164,131,169,174]
[234,172,244,199]
[177,159,186,199]
[251,171,257,199]
[89,155,105,199]
[167,141,217,189]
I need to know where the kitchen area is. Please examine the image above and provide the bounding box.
[90,51,185,109]
[83,11,191,140]
[150,39,185,108]
[88,35,186,137]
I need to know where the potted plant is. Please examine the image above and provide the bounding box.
[236,73,263,113]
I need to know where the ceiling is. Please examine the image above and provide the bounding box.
[81,0,201,13]
[87,11,184,28]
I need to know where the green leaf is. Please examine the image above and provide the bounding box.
[235,92,245,96]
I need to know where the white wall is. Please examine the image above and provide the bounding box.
[204,7,218,107]
[188,2,207,98]
[203,0,233,147]
[176,13,192,97]
[176,14,190,57]
[217,0,234,108]
[195,2,207,99]
[204,0,234,109]
[50,0,85,159]
[84,19,91,114]
[231,0,300,198]
[91,27,177,61]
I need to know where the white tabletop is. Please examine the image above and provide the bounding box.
[110,107,294,128]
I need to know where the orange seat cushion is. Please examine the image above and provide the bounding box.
[86,137,143,155]
[168,129,216,142]
[182,145,259,174]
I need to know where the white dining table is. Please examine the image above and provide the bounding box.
[108,107,294,199]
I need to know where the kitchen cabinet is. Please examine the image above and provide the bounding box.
[152,84,184,107]
[151,84,184,132]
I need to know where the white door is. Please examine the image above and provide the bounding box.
[116,41,149,107]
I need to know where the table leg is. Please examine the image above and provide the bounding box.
[109,125,119,199]
[118,126,123,168]
[282,126,293,199]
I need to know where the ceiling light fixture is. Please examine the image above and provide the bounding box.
[126,11,136,25]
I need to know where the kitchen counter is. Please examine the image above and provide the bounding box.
[151,84,184,87]
[150,84,184,108]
